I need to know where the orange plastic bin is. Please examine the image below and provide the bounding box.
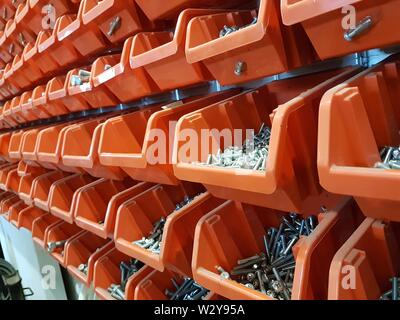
[16,206,46,231]
[9,200,28,227]
[328,218,400,300]
[173,68,358,212]
[318,60,400,221]
[32,213,62,248]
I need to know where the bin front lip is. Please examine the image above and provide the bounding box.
[57,15,81,42]
[5,19,16,37]
[38,32,56,53]
[81,0,114,25]
[12,55,24,72]
[15,1,29,24]
[131,9,222,68]
[281,0,362,26]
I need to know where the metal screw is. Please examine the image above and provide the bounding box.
[108,16,121,36]
[344,16,373,42]
[47,240,67,253]
[234,61,246,76]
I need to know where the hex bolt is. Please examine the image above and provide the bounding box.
[47,240,67,253]
[108,16,121,36]
[391,277,399,301]
[344,16,373,41]
[216,266,231,280]
[234,61,247,76]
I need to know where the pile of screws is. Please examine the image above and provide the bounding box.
[219,17,258,38]
[216,213,317,300]
[47,240,67,255]
[133,195,200,254]
[107,259,144,300]
[193,124,271,171]
[166,277,209,301]
[380,277,399,300]
[78,263,88,275]
[70,70,91,86]
[375,146,400,170]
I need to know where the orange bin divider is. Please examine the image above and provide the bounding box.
[48,173,97,223]
[17,205,46,231]
[173,68,359,212]
[47,74,90,113]
[318,61,400,221]
[113,183,204,266]
[32,170,69,211]
[9,200,28,227]
[62,118,127,180]
[328,218,400,300]
[45,221,84,266]
[67,66,118,109]
[281,0,400,60]
[32,213,62,248]
[81,0,143,45]
[130,10,215,91]
[65,232,113,287]
[36,122,85,173]
[115,191,223,276]
[74,181,153,239]
[92,37,160,103]
[93,247,133,300]
[192,198,362,300]
[72,178,137,231]
[185,0,315,86]
[135,0,248,21]
[99,91,237,185]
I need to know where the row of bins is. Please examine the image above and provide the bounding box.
[1,59,400,221]
[4,0,400,106]
[2,180,399,300]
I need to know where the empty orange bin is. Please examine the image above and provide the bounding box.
[3,99,20,126]
[93,247,138,300]
[74,181,153,239]
[24,38,60,76]
[20,91,44,121]
[8,130,24,160]
[11,55,31,89]
[65,232,113,286]
[17,46,44,84]
[99,91,237,185]
[5,168,21,192]
[115,191,223,276]
[318,61,400,221]
[281,0,400,60]
[47,74,91,113]
[45,221,84,266]
[81,0,143,45]
[9,200,28,227]
[9,96,28,124]
[185,0,314,86]
[0,164,18,189]
[130,10,216,91]
[0,133,17,162]
[32,83,69,117]
[328,218,400,300]
[62,118,127,180]
[92,37,160,103]
[66,67,118,109]
[17,206,46,231]
[2,64,21,96]
[173,68,358,212]
[32,170,69,211]
[32,213,62,248]
[192,198,363,300]
[1,194,21,220]
[18,169,49,205]
[48,173,96,223]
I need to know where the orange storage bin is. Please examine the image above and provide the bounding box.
[32,83,69,117]
[48,173,96,223]
[92,37,160,103]
[130,10,214,91]
[98,92,236,185]
[318,61,400,221]
[65,232,113,287]
[8,130,24,160]
[36,122,85,172]
[17,46,43,85]
[2,65,21,96]
[93,247,138,300]
[45,221,84,266]
[6,11,36,50]
[9,200,28,227]
[16,206,46,231]
[62,118,126,180]
[20,91,46,121]
[112,182,203,254]
[124,266,154,300]
[81,0,143,45]
[9,96,28,124]
[66,67,118,109]
[328,218,400,300]
[24,38,60,76]
[32,213,62,248]
[32,170,69,211]
[185,0,315,86]
[1,194,21,220]
[72,178,137,230]
[57,1,108,58]
[5,168,21,192]
[0,164,17,189]
[37,17,81,68]
[47,74,90,113]
[11,55,31,89]
[18,169,48,205]
[135,0,247,21]
[0,71,13,101]
[281,0,400,60]
[173,69,358,212]
[115,191,223,276]
[192,198,362,300]
[74,181,153,239]
[3,100,20,127]
[0,133,15,162]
